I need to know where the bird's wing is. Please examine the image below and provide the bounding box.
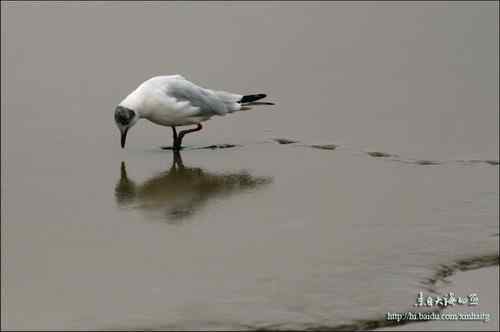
[165,77,228,116]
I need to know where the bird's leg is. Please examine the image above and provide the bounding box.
[171,126,179,150]
[177,124,203,149]
[172,149,184,169]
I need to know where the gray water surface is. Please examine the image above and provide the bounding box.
[2,2,499,330]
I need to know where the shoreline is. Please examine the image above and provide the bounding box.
[371,254,499,331]
[309,254,499,331]
[375,265,499,331]
[105,255,499,331]
[244,254,500,331]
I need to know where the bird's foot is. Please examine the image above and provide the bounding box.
[161,145,184,150]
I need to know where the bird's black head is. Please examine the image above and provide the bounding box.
[114,106,135,126]
[114,106,138,148]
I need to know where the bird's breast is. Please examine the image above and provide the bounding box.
[145,111,210,127]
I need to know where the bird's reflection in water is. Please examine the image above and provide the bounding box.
[115,151,272,224]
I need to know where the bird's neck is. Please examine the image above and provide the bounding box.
[119,89,146,118]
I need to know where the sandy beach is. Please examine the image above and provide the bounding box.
[3,2,498,330]
[376,265,499,331]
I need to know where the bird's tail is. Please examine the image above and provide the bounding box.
[213,91,275,113]
[238,94,275,111]
[239,94,274,104]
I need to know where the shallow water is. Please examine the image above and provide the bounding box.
[2,2,499,330]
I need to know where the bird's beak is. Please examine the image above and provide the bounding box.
[121,128,129,148]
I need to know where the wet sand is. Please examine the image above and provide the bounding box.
[2,2,499,331]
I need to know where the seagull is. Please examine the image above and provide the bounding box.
[114,75,274,150]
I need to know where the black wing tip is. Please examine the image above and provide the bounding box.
[239,94,268,103]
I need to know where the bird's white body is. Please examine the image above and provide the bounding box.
[119,75,245,127]
[115,75,273,149]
